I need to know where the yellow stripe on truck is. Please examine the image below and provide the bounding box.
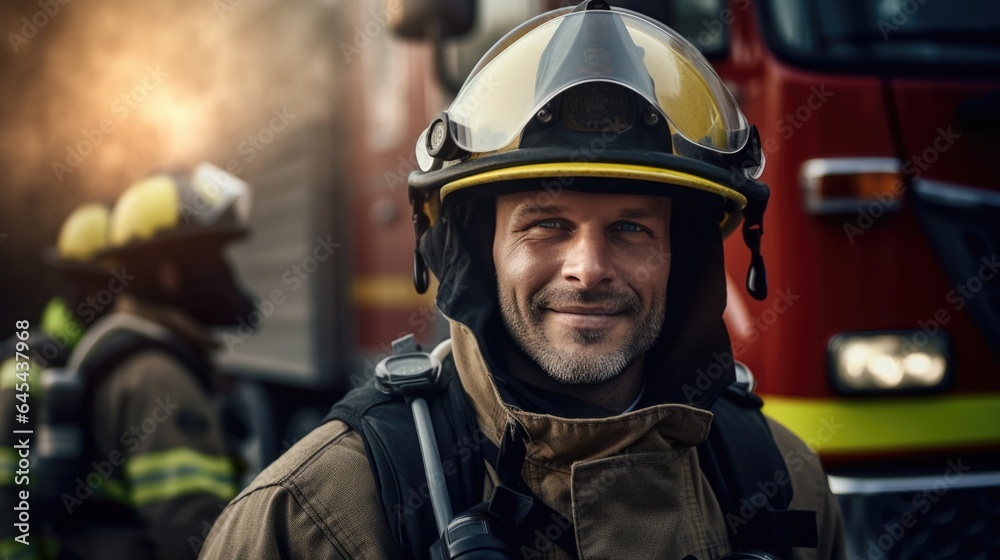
[761,392,1000,455]
[353,275,437,310]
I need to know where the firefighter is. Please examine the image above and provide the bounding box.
[202,3,845,558]
[1,203,113,560]
[15,164,252,560]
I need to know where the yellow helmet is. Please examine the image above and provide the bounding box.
[408,1,768,299]
[105,162,251,257]
[56,204,110,262]
[44,203,112,276]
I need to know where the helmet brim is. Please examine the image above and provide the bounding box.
[98,225,249,262]
[42,247,112,278]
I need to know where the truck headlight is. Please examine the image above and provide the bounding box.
[828,332,951,394]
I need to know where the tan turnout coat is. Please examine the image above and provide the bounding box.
[202,322,845,559]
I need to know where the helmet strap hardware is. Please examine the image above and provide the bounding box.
[642,107,660,127]
[410,187,432,294]
[535,104,554,124]
[413,249,430,295]
[427,112,468,161]
[742,202,768,301]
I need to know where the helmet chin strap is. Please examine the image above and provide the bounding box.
[413,249,430,295]
[742,198,768,301]
[411,187,433,294]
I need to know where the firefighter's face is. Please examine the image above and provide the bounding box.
[494,189,671,385]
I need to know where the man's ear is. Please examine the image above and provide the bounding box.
[158,260,181,295]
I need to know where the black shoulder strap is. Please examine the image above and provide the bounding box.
[1,331,72,370]
[325,354,818,559]
[77,328,213,391]
[76,327,214,463]
[322,356,484,560]
[699,386,818,558]
[38,324,215,524]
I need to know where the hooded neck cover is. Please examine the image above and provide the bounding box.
[420,179,736,418]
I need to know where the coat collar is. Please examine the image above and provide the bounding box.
[449,320,713,468]
[114,294,218,351]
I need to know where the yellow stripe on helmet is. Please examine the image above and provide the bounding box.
[440,162,747,208]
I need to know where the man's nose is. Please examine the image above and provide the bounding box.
[561,228,616,289]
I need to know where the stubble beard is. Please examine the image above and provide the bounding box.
[499,284,666,386]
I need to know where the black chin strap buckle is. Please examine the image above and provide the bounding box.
[742,202,768,301]
[410,188,431,294]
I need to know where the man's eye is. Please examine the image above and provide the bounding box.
[613,222,645,233]
[534,220,562,229]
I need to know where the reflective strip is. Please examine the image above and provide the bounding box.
[0,448,18,486]
[95,477,130,504]
[761,392,1000,455]
[125,448,236,507]
[40,297,84,349]
[0,536,34,560]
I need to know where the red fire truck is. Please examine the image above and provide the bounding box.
[703,1,1000,557]
[357,0,1000,556]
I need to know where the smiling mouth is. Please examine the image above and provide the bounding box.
[545,306,627,329]
[530,287,640,326]
[548,305,624,316]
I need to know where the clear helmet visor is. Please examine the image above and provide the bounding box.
[440,8,750,158]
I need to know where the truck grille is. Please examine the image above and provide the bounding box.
[833,473,1000,559]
